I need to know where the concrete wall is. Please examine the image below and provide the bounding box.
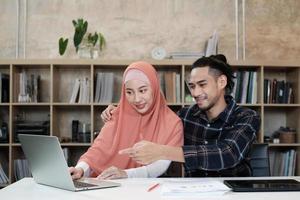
[0,0,299,60]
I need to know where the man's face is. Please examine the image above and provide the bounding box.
[187,66,226,111]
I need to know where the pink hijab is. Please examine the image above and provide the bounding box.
[79,61,183,176]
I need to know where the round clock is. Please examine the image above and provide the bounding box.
[151,47,166,60]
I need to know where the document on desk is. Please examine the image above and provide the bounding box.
[161,179,230,198]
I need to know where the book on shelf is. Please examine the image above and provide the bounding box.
[0,72,9,103]
[0,162,9,184]
[164,71,176,103]
[158,72,166,98]
[263,78,293,103]
[205,30,218,57]
[269,149,297,176]
[175,73,181,102]
[169,51,204,59]
[159,71,181,103]
[94,72,114,103]
[69,78,80,103]
[94,73,102,103]
[69,77,90,103]
[231,70,257,104]
[14,159,32,181]
[17,71,40,103]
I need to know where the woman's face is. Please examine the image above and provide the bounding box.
[125,79,153,114]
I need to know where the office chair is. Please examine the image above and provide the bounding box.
[249,143,270,176]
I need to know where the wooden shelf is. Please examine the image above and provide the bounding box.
[1,59,300,185]
[268,143,300,147]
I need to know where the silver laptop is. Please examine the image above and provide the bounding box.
[18,134,121,191]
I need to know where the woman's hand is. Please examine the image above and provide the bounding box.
[97,166,128,180]
[101,104,117,123]
[119,140,164,165]
[68,167,84,180]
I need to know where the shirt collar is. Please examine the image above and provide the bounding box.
[192,95,236,123]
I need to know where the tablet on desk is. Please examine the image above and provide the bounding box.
[224,179,300,192]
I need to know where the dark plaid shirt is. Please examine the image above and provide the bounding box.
[178,96,260,177]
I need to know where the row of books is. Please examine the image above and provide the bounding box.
[231,70,257,104]
[14,159,32,181]
[264,79,293,104]
[168,30,218,60]
[65,71,182,104]
[0,72,9,103]
[269,149,297,176]
[0,162,9,184]
[159,71,181,103]
[94,72,114,103]
[18,71,40,103]
[169,52,204,59]
[69,77,90,103]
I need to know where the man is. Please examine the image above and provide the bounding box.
[103,54,260,177]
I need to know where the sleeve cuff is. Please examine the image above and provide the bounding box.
[75,161,90,177]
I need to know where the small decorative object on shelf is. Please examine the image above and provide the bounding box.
[151,47,166,60]
[279,127,297,143]
[273,126,297,144]
[58,18,106,58]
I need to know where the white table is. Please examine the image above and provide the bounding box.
[1,177,300,200]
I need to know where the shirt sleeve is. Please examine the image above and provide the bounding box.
[75,161,91,177]
[125,160,171,178]
[182,110,260,171]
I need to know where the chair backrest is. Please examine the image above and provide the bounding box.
[249,143,270,176]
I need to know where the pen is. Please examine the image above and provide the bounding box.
[147,183,160,192]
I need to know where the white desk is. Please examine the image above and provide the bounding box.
[1,177,300,200]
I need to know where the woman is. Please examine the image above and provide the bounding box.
[69,61,183,179]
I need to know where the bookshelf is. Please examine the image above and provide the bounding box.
[0,59,300,186]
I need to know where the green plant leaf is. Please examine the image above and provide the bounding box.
[59,37,68,55]
[88,32,98,46]
[72,18,89,52]
[98,33,106,51]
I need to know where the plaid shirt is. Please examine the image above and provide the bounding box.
[178,96,260,177]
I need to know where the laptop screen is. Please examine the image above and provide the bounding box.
[224,179,300,192]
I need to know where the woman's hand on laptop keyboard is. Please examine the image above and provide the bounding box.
[97,166,127,180]
[69,166,84,180]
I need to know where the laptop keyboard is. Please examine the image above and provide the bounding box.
[73,180,98,188]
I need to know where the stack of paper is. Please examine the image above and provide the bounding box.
[161,179,230,198]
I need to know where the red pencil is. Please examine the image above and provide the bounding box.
[147,183,160,192]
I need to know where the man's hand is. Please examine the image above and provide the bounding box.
[97,166,127,180]
[101,104,117,123]
[69,167,84,180]
[119,140,164,165]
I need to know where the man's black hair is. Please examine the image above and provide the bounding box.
[191,54,235,94]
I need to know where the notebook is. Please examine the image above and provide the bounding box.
[224,179,300,192]
[18,134,121,191]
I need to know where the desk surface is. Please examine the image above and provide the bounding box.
[1,177,300,200]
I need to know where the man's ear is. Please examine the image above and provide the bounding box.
[218,75,227,89]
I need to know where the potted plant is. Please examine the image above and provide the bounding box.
[59,18,106,58]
